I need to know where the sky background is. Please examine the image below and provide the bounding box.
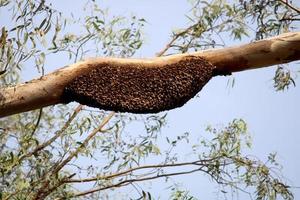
[3,0,300,199]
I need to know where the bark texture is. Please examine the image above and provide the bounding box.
[1,32,300,117]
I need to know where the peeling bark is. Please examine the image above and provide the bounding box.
[1,32,300,117]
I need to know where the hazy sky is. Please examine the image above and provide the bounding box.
[52,0,300,199]
[5,0,300,199]
[53,0,300,199]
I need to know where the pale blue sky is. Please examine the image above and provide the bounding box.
[3,0,300,199]
[42,0,300,199]
[49,0,300,199]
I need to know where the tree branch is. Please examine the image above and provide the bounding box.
[278,0,300,14]
[1,32,300,117]
[32,112,114,200]
[4,105,82,200]
[52,111,114,174]
[65,158,220,183]
[155,22,199,57]
[66,167,205,199]
[156,18,235,56]
[22,105,83,159]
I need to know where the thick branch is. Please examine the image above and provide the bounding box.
[1,32,300,117]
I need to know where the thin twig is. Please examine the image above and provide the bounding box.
[65,158,220,183]
[20,105,84,161]
[52,111,115,175]
[279,17,300,21]
[67,167,205,199]
[30,108,43,136]
[6,104,84,177]
[4,105,84,200]
[278,0,300,13]
[155,23,198,56]
[33,111,115,200]
[155,18,235,56]
[43,173,76,198]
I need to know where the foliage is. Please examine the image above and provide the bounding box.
[273,66,296,91]
[159,0,300,89]
[169,186,198,200]
[0,0,299,200]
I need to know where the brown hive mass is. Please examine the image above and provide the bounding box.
[62,56,215,113]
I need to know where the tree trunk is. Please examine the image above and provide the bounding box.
[1,32,300,118]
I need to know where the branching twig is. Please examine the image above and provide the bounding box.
[65,158,221,183]
[155,23,198,56]
[32,111,115,200]
[52,111,115,175]
[278,0,300,13]
[155,18,236,57]
[3,105,84,200]
[19,105,84,162]
[66,167,205,199]
[30,108,43,136]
